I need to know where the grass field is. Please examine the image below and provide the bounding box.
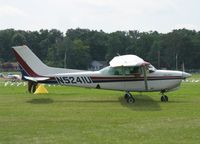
[0,75,200,144]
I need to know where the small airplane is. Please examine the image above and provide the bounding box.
[0,72,21,82]
[12,45,191,103]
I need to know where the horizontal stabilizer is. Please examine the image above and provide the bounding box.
[24,76,50,82]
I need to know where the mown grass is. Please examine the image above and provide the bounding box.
[0,76,200,144]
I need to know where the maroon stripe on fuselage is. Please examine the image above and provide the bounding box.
[91,76,182,81]
[13,49,40,77]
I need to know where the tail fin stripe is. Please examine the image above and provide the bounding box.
[13,49,40,77]
[18,63,30,76]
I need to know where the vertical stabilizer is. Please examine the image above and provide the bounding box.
[12,45,85,77]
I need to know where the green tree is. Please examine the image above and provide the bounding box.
[69,39,91,69]
[0,29,15,62]
[87,30,108,61]
[11,33,26,46]
[106,31,129,61]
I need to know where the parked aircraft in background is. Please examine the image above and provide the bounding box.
[12,45,191,103]
[0,73,21,82]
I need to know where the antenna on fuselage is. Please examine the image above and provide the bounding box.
[116,53,120,56]
[182,62,185,72]
[181,62,185,81]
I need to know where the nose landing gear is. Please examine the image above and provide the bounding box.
[124,92,135,103]
[160,90,168,102]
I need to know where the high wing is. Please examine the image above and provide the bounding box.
[109,55,149,67]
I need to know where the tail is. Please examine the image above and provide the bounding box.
[12,45,84,79]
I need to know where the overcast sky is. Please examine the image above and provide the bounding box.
[0,0,199,33]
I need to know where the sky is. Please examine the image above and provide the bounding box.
[0,0,200,33]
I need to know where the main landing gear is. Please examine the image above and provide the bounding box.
[160,90,168,102]
[124,92,135,103]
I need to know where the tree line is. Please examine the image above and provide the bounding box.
[0,28,200,70]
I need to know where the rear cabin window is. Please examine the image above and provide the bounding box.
[100,67,123,75]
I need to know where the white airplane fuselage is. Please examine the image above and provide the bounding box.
[48,68,189,92]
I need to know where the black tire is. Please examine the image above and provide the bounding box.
[164,95,168,102]
[161,95,168,102]
[28,81,38,93]
[32,83,37,93]
[28,81,33,93]
[124,93,129,99]
[127,97,135,103]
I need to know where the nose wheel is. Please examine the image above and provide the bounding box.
[124,92,135,103]
[160,90,168,102]
[161,95,168,102]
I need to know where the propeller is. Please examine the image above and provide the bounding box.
[181,62,191,80]
[182,62,184,80]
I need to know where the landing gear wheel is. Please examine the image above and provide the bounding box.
[127,96,135,103]
[124,92,135,103]
[124,93,129,99]
[28,81,38,93]
[32,83,37,93]
[161,95,168,102]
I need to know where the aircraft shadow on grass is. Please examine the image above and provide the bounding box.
[119,94,161,111]
[27,98,54,104]
[26,94,161,111]
[27,98,118,104]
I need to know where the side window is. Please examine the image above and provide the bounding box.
[108,67,123,75]
[124,66,141,75]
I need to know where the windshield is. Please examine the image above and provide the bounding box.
[148,64,156,73]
